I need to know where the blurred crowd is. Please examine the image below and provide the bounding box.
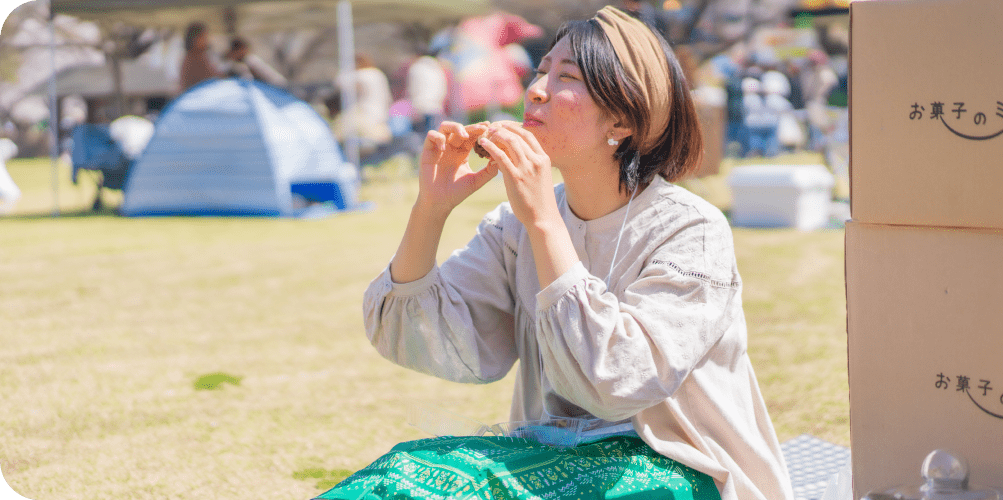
[325,50,452,162]
[716,46,847,160]
[177,16,536,167]
[1,1,852,183]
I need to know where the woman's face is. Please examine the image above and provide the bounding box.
[523,36,616,169]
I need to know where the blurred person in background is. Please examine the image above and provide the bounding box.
[723,54,749,157]
[742,76,770,157]
[762,66,790,96]
[784,59,807,151]
[803,49,838,152]
[0,138,20,214]
[742,65,791,158]
[224,37,288,88]
[762,67,799,153]
[785,59,805,115]
[331,54,393,157]
[407,50,448,137]
[325,6,793,500]
[179,22,221,93]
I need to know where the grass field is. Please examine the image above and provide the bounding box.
[1,155,848,499]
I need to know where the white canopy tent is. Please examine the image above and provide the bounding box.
[25,59,175,99]
[45,0,494,214]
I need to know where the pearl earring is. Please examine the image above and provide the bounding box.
[608,137,619,146]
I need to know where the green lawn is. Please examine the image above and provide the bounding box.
[0,156,847,499]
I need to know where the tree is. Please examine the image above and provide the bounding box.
[490,0,803,65]
[0,0,104,155]
[662,0,803,64]
[0,0,165,120]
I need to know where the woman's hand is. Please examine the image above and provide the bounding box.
[476,121,560,228]
[477,121,578,288]
[391,121,493,284]
[416,121,497,217]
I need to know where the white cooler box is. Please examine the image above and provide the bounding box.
[727,164,834,231]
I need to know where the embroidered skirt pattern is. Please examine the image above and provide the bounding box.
[314,435,720,500]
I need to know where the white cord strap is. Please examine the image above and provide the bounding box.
[604,183,639,290]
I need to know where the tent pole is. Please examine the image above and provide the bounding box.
[48,3,60,216]
[337,0,359,172]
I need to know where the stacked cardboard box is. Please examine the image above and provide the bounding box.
[848,0,1003,497]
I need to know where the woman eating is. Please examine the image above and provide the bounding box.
[320,6,793,499]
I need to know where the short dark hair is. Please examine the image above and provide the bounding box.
[552,18,703,191]
[184,22,208,52]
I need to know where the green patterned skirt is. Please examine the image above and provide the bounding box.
[315,435,721,500]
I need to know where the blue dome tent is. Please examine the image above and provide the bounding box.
[120,78,359,217]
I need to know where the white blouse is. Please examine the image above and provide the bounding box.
[363,177,794,500]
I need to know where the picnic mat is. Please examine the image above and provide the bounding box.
[781,434,850,500]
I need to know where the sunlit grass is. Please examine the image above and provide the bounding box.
[1,154,847,499]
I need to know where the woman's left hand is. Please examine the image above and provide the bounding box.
[477,121,560,227]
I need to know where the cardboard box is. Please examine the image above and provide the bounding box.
[727,164,834,230]
[850,0,1003,229]
[846,221,1003,498]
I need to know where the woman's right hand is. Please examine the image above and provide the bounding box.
[416,121,498,217]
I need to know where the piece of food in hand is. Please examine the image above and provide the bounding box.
[472,121,523,158]
[473,141,490,158]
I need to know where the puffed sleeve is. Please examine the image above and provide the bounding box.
[362,204,518,384]
[534,215,743,421]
